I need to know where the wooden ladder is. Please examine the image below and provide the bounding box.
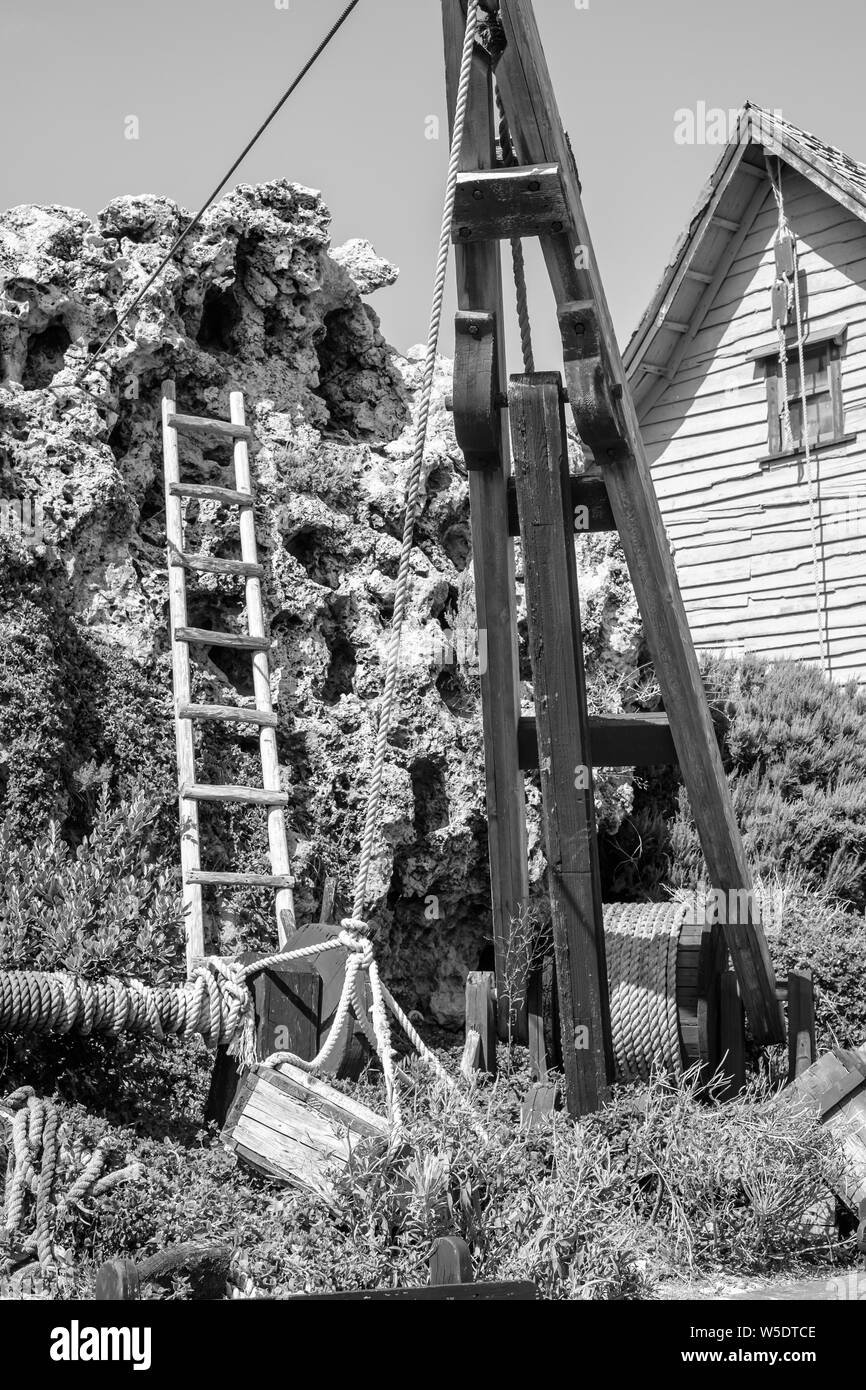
[161,381,294,973]
[443,0,785,1116]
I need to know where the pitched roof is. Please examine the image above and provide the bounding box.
[624,103,866,408]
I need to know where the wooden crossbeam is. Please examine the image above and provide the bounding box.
[518,712,677,770]
[453,163,569,241]
[494,0,783,1045]
[509,373,613,1113]
[506,473,615,535]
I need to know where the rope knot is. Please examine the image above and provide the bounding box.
[338,921,374,970]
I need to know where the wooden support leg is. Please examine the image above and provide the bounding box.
[509,373,613,1115]
[493,0,783,1048]
[787,968,816,1082]
[720,970,746,1099]
[443,3,530,1041]
[465,970,497,1076]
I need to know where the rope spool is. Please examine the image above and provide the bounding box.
[603,902,685,1082]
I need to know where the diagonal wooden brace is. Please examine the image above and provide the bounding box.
[453,309,501,469]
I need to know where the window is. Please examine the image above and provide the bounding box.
[764,336,845,455]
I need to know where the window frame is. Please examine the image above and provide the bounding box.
[760,326,846,457]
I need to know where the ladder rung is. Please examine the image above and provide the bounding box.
[174,626,269,652]
[170,482,254,507]
[187,870,294,889]
[180,783,289,806]
[177,702,278,728]
[165,412,254,442]
[169,547,263,579]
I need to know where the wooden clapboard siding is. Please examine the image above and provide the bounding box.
[637,166,866,683]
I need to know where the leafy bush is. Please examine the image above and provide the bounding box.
[30,1058,846,1301]
[0,786,184,982]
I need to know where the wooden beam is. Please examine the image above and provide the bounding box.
[719,971,746,1098]
[507,472,614,534]
[787,968,816,1082]
[518,711,677,770]
[443,2,529,1041]
[465,970,497,1076]
[453,163,569,241]
[495,0,783,1044]
[509,373,613,1115]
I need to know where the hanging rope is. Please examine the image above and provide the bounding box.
[70,0,362,392]
[495,85,535,374]
[765,156,829,677]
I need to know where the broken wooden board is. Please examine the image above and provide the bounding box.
[222,1061,387,1200]
[789,1044,866,1211]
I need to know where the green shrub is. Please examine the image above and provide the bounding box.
[0,785,184,982]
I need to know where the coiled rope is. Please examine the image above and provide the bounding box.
[1,1087,142,1272]
[603,901,684,1082]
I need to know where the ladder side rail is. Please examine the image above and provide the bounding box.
[443,3,534,1050]
[161,381,204,971]
[494,0,783,1044]
[229,391,295,943]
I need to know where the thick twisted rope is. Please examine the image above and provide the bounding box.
[603,902,684,1083]
[349,0,479,926]
[495,84,535,374]
[1,1089,140,1271]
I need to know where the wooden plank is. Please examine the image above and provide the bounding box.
[460,1028,482,1078]
[161,381,203,969]
[509,373,613,1115]
[175,626,270,652]
[518,712,676,770]
[521,1079,561,1129]
[280,1282,538,1302]
[181,782,289,806]
[787,968,816,1082]
[453,163,569,241]
[188,870,294,888]
[506,472,615,534]
[465,970,497,1076]
[169,481,254,507]
[443,1,529,1039]
[494,0,783,1045]
[168,545,263,579]
[178,702,278,729]
[231,391,295,943]
[429,1236,474,1285]
[165,412,253,442]
[719,971,746,1098]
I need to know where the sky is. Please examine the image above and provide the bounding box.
[3,0,866,369]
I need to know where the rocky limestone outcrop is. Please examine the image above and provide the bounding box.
[0,179,642,1024]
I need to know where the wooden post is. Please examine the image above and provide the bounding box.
[787,968,816,1082]
[509,373,613,1115]
[720,970,746,1098]
[443,1,530,1043]
[494,0,783,1047]
[429,1236,474,1285]
[465,970,497,1076]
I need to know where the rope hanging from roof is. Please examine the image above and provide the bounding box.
[765,155,830,678]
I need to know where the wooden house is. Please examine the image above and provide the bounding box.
[625,104,866,683]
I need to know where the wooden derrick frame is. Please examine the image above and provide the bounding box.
[443,0,784,1114]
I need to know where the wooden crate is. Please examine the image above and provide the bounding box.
[790,1044,866,1210]
[222,1062,388,1200]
